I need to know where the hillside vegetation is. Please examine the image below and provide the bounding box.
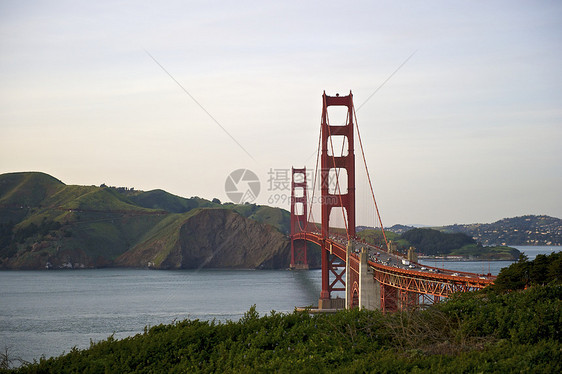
[3,253,560,373]
[0,172,293,270]
[358,227,520,260]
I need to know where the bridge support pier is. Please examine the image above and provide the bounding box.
[318,296,345,310]
[359,248,380,310]
[318,244,347,310]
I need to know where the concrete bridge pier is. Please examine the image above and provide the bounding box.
[359,248,381,310]
[318,296,345,310]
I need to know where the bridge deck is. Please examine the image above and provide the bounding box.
[292,231,495,298]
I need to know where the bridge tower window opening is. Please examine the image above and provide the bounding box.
[327,168,348,195]
[294,202,304,216]
[326,105,349,127]
[327,135,349,157]
[329,207,348,232]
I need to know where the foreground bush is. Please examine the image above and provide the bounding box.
[3,282,560,373]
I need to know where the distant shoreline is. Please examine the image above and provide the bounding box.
[418,257,515,262]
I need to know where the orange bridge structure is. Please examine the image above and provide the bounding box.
[290,92,495,312]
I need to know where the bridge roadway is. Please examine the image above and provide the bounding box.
[292,231,495,299]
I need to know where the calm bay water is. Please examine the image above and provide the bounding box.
[419,245,559,274]
[0,245,558,364]
[1,269,323,364]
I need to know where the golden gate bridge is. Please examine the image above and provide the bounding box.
[289,91,495,312]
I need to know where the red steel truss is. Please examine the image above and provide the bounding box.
[371,265,493,297]
[292,231,494,311]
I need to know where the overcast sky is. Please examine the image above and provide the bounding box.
[1,0,561,227]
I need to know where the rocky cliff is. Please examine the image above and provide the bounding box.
[116,209,290,269]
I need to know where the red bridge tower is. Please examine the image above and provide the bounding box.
[290,167,309,269]
[319,91,356,309]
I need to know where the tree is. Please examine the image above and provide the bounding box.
[493,252,562,292]
[530,254,550,285]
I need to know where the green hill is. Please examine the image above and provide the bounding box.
[0,172,65,224]
[128,189,218,213]
[0,172,64,207]
[401,228,477,255]
[358,227,520,260]
[0,172,292,270]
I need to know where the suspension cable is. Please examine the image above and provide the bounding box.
[303,109,325,233]
[352,106,390,250]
